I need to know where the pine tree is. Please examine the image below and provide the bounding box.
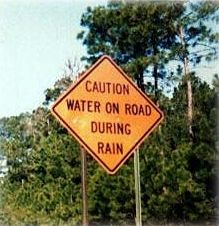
[77,1,184,98]
[171,1,219,137]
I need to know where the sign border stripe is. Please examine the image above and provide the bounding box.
[51,55,164,174]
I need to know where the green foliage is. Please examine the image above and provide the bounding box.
[77,1,185,95]
[87,160,135,225]
[0,107,82,225]
[0,73,216,225]
[171,1,219,66]
[78,1,219,99]
[136,75,216,223]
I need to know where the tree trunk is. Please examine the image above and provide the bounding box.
[153,64,159,104]
[179,25,193,138]
[152,44,159,105]
[137,69,145,93]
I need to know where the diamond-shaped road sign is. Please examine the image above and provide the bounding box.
[51,55,164,174]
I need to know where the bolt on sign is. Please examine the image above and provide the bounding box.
[51,55,164,174]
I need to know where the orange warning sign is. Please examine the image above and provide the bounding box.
[51,55,164,174]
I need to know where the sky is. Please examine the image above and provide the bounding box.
[0,0,106,118]
[0,0,218,118]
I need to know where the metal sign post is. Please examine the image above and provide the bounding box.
[134,148,142,226]
[81,147,88,226]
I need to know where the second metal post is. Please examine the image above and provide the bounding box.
[134,148,142,226]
